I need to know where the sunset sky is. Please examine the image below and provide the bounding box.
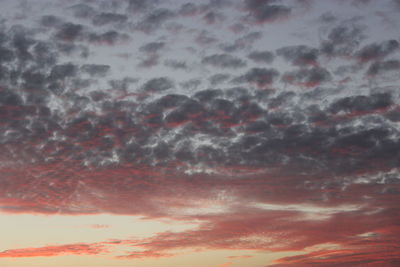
[1,0,400,266]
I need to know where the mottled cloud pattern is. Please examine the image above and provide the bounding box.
[0,0,400,265]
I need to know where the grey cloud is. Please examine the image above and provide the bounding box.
[92,13,128,26]
[318,12,337,24]
[195,30,217,45]
[136,9,175,33]
[49,63,77,81]
[40,15,63,28]
[0,47,14,63]
[81,64,110,77]
[87,30,129,45]
[202,54,246,69]
[247,50,274,64]
[194,89,223,102]
[68,3,96,19]
[320,23,366,57]
[0,89,23,106]
[241,67,280,87]
[282,67,331,87]
[143,77,174,92]
[244,0,291,24]
[127,0,159,13]
[222,31,262,52]
[367,60,400,76]
[209,73,230,85]
[203,11,224,24]
[180,79,202,90]
[179,3,199,16]
[277,45,319,66]
[329,93,393,114]
[56,23,84,42]
[139,42,165,53]
[164,59,188,70]
[355,40,399,62]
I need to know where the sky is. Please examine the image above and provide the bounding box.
[0,0,400,266]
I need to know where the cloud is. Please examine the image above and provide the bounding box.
[179,3,200,16]
[243,0,292,24]
[355,40,399,62]
[55,22,84,42]
[329,93,393,114]
[127,0,159,13]
[238,67,280,88]
[92,12,128,26]
[139,42,166,53]
[164,59,188,70]
[221,32,262,52]
[247,50,274,64]
[209,73,231,85]
[136,8,175,33]
[81,64,110,77]
[142,77,175,92]
[203,11,225,24]
[87,30,130,45]
[0,243,107,258]
[366,60,400,76]
[320,22,366,57]
[68,3,96,19]
[282,67,331,87]
[202,54,247,68]
[0,1,400,264]
[217,262,233,267]
[277,45,319,66]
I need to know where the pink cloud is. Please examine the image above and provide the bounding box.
[0,243,107,258]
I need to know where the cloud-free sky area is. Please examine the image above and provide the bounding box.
[1,0,400,266]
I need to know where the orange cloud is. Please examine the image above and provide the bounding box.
[0,243,107,258]
[217,262,233,267]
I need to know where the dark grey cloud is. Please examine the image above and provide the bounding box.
[136,9,175,33]
[268,91,296,109]
[247,50,274,64]
[320,23,366,57]
[366,60,400,76]
[277,45,319,66]
[282,67,331,87]
[221,32,262,52]
[68,3,96,19]
[49,63,77,81]
[329,93,393,114]
[87,30,129,45]
[179,3,199,16]
[40,15,63,28]
[180,79,202,90]
[244,0,291,24]
[142,77,174,92]
[164,59,188,70]
[92,12,128,26]
[195,30,218,45]
[56,23,84,42]
[194,89,223,101]
[203,11,224,24]
[0,47,14,63]
[239,67,280,88]
[318,12,337,24]
[209,73,230,85]
[127,0,159,13]
[81,64,110,77]
[355,39,399,62]
[11,29,36,62]
[202,54,246,68]
[139,42,165,53]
